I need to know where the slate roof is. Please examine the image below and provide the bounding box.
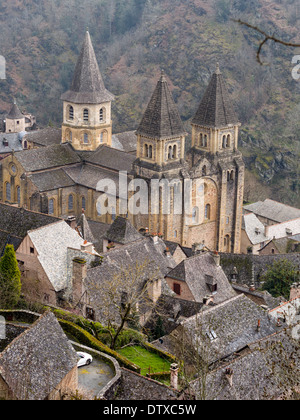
[183,294,279,362]
[63,163,125,196]
[85,144,136,173]
[85,236,177,322]
[6,102,24,120]
[243,213,267,245]
[136,71,186,140]
[28,220,85,292]
[22,127,62,147]
[0,132,25,155]
[244,199,300,223]
[111,131,137,153]
[197,328,300,400]
[0,311,78,400]
[192,64,239,128]
[29,168,76,192]
[61,31,114,105]
[15,143,81,172]
[0,203,61,256]
[104,216,143,245]
[167,252,236,304]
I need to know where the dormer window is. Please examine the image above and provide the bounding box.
[206,329,217,341]
[206,274,217,294]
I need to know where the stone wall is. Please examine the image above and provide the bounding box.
[112,367,178,400]
[220,252,300,287]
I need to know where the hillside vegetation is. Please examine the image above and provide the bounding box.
[0,0,299,206]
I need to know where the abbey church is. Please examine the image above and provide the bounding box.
[0,31,244,253]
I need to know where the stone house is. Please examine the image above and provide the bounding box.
[17,219,99,307]
[165,252,236,304]
[0,311,78,400]
[152,294,282,374]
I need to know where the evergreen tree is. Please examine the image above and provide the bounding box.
[261,259,300,300]
[0,245,21,308]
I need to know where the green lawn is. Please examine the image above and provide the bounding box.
[118,345,171,376]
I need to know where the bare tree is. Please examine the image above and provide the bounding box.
[86,259,160,350]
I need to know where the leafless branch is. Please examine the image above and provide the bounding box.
[232,19,300,65]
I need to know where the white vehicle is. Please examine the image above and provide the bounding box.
[77,351,93,367]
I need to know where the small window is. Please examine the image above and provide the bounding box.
[68,106,74,120]
[84,133,89,144]
[82,196,86,211]
[6,182,11,202]
[206,329,217,341]
[68,194,74,211]
[99,108,104,122]
[49,199,54,215]
[83,108,89,122]
[16,186,21,205]
[192,207,199,224]
[30,247,34,255]
[205,204,211,220]
[173,283,181,295]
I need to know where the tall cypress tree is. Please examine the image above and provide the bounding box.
[0,245,21,308]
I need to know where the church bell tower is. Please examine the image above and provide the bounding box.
[61,31,114,151]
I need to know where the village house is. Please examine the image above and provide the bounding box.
[0,311,78,400]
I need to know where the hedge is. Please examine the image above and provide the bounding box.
[58,319,141,373]
[143,341,177,364]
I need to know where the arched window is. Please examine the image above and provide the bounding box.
[148,145,153,159]
[100,132,103,143]
[82,196,86,211]
[205,204,211,220]
[203,135,208,147]
[168,145,173,160]
[49,199,54,215]
[83,108,89,122]
[192,207,199,224]
[144,144,148,158]
[68,105,74,120]
[174,230,178,239]
[16,186,21,205]
[202,165,207,176]
[222,135,227,149]
[6,182,11,202]
[99,107,106,123]
[224,235,230,252]
[68,194,74,211]
[199,133,203,146]
[23,140,28,150]
[84,133,89,144]
[227,134,231,148]
[173,145,177,159]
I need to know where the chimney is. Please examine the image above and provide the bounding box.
[212,251,220,267]
[66,215,77,229]
[225,368,234,387]
[290,283,300,300]
[81,240,94,253]
[147,278,162,303]
[257,319,261,332]
[72,258,87,305]
[203,295,214,306]
[170,363,179,390]
[164,247,171,258]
